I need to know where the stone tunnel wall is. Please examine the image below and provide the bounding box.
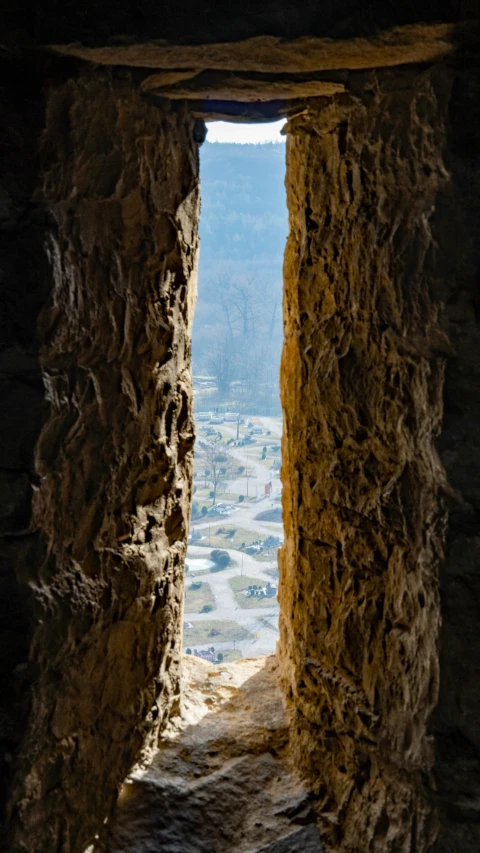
[1,38,479,853]
[279,65,454,852]
[1,66,199,853]
[429,54,480,853]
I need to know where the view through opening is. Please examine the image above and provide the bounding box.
[183,120,287,665]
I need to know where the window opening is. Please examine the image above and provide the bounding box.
[183,120,287,665]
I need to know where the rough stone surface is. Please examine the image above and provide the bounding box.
[48,24,470,73]
[141,70,346,102]
[253,826,324,853]
[103,655,323,853]
[1,68,200,853]
[279,65,453,852]
[429,56,480,853]
[0,60,52,838]
[1,10,480,853]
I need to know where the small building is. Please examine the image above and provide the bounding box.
[265,582,277,598]
[194,649,215,662]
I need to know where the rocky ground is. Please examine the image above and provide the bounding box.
[103,655,323,853]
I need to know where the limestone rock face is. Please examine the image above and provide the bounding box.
[1,28,479,853]
[1,70,200,853]
[279,65,452,851]
[104,655,324,853]
[429,57,480,853]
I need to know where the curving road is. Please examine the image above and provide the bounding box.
[184,415,283,657]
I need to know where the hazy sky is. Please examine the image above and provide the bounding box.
[206,119,286,144]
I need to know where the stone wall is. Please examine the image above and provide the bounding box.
[429,54,480,853]
[1,66,200,853]
[279,65,453,851]
[1,19,479,853]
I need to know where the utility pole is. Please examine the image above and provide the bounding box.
[241,551,244,576]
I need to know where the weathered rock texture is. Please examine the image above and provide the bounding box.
[279,65,454,851]
[47,23,479,123]
[1,10,480,852]
[49,24,472,72]
[140,70,346,102]
[429,55,480,853]
[104,655,323,853]
[1,67,200,853]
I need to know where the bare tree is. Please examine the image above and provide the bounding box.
[198,437,236,504]
[229,275,259,340]
[212,272,260,341]
[202,267,282,412]
[212,271,236,340]
[207,334,237,396]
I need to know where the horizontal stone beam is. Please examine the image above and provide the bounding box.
[48,21,479,74]
[140,71,346,102]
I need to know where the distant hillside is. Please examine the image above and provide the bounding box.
[193,142,287,417]
[198,141,288,266]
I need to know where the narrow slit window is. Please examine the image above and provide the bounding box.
[183,119,288,664]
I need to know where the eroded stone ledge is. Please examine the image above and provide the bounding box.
[102,655,324,853]
[48,23,479,73]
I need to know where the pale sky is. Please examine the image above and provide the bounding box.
[206,119,286,144]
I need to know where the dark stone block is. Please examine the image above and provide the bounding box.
[253,825,323,853]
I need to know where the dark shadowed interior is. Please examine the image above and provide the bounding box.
[1,4,480,852]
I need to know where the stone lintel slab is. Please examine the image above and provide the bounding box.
[47,21,480,74]
[140,71,346,102]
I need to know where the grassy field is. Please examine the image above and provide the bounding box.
[218,649,242,662]
[254,508,282,523]
[222,491,256,504]
[191,491,256,522]
[192,525,263,549]
[183,620,250,646]
[184,581,215,613]
[255,614,280,634]
[253,550,279,563]
[264,566,279,579]
[229,574,278,609]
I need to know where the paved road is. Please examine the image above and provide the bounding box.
[184,543,280,656]
[190,498,282,541]
[185,415,283,657]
